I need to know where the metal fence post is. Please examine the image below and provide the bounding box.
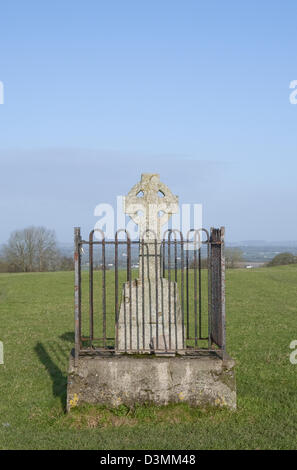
[210,227,226,354]
[74,227,81,366]
[220,227,226,356]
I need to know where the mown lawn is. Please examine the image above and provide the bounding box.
[0,266,296,449]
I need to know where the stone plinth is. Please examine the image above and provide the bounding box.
[117,278,184,352]
[67,351,236,411]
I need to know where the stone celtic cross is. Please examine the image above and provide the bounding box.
[124,173,179,278]
[117,173,184,352]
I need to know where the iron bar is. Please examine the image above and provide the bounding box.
[155,238,159,350]
[115,233,119,350]
[89,230,94,347]
[127,235,132,350]
[141,238,145,349]
[167,232,172,350]
[102,237,106,348]
[199,247,202,340]
[74,227,81,366]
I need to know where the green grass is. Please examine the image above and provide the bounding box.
[0,266,297,449]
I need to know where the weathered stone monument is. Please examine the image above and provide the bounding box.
[67,173,236,411]
[117,173,184,353]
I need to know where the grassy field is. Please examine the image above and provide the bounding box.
[0,265,296,449]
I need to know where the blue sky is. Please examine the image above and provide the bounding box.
[0,0,296,242]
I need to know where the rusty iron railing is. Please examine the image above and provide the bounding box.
[73,227,226,365]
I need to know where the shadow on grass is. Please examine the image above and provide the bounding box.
[34,334,74,411]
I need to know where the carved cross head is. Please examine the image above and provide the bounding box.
[124,173,179,240]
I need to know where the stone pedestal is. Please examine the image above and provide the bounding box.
[117,278,185,352]
[67,351,236,411]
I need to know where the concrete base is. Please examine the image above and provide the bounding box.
[67,351,236,411]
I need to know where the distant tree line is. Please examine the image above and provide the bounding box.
[267,252,297,267]
[3,228,295,273]
[224,248,244,268]
[0,226,74,273]
[189,248,244,269]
